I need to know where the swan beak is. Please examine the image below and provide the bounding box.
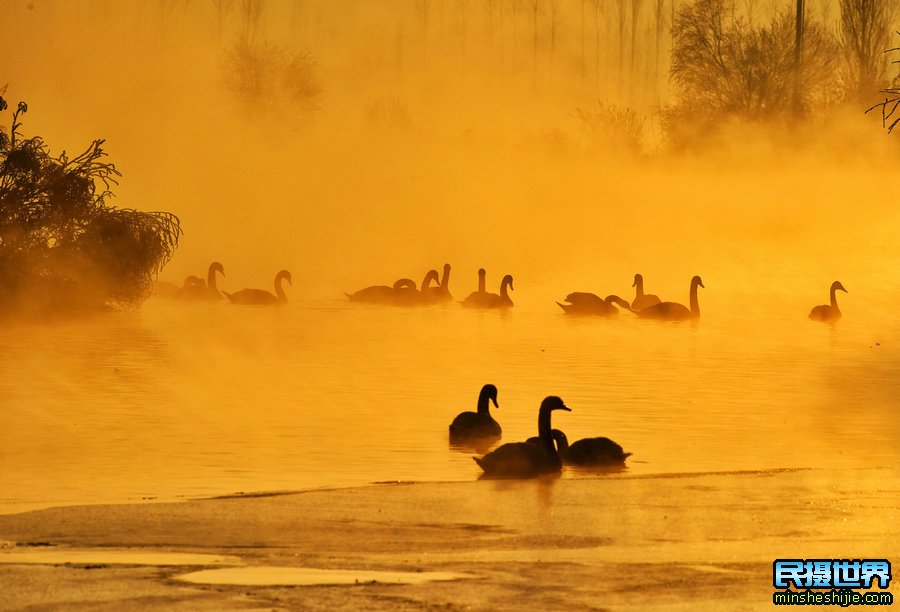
[492,398,499,408]
[558,405,572,412]
[699,280,705,289]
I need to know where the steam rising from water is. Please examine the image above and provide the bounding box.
[1,2,899,511]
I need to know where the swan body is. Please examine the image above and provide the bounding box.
[346,278,408,304]
[631,274,662,311]
[474,396,570,478]
[462,274,514,309]
[449,384,501,443]
[809,281,847,322]
[557,293,633,316]
[224,269,291,305]
[637,275,704,320]
[178,262,225,301]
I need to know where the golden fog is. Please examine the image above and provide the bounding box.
[3,0,899,308]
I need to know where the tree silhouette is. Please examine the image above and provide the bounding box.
[0,91,181,315]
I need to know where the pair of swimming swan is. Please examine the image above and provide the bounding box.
[450,386,630,478]
[177,261,225,301]
[461,268,514,309]
[809,281,847,322]
[347,264,452,306]
[558,274,704,321]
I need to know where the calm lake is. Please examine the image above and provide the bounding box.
[2,264,898,513]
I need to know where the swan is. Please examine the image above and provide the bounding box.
[449,384,501,444]
[631,274,662,311]
[637,275,704,320]
[423,263,453,304]
[462,274,514,309]
[809,281,847,322]
[527,429,630,466]
[461,268,487,304]
[557,293,633,316]
[474,396,571,478]
[346,280,398,303]
[224,270,291,305]
[153,275,205,299]
[177,262,225,300]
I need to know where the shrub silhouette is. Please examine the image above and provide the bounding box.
[0,91,181,315]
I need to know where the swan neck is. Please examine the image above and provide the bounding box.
[476,391,491,415]
[635,277,644,298]
[830,286,839,309]
[537,409,557,455]
[478,271,486,293]
[275,275,287,301]
[208,267,218,290]
[500,277,511,298]
[441,267,450,288]
[690,281,700,316]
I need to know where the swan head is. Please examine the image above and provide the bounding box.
[632,273,643,287]
[210,261,225,276]
[540,396,571,413]
[502,275,514,291]
[480,384,499,408]
[692,275,704,289]
[184,275,205,287]
[832,281,847,294]
[478,268,486,277]
[278,270,293,285]
[443,263,451,275]
[422,270,441,289]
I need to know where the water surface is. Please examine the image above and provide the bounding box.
[1,268,898,513]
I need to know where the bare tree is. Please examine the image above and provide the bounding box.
[840,0,893,102]
[548,0,560,74]
[211,0,234,43]
[239,0,264,43]
[865,32,900,132]
[581,0,587,80]
[667,0,841,145]
[530,0,539,89]
[630,0,646,100]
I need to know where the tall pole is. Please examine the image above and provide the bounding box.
[793,0,805,117]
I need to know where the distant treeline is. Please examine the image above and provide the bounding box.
[207,0,900,147]
[0,88,181,316]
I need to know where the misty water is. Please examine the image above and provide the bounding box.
[2,1,900,517]
[2,250,898,513]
